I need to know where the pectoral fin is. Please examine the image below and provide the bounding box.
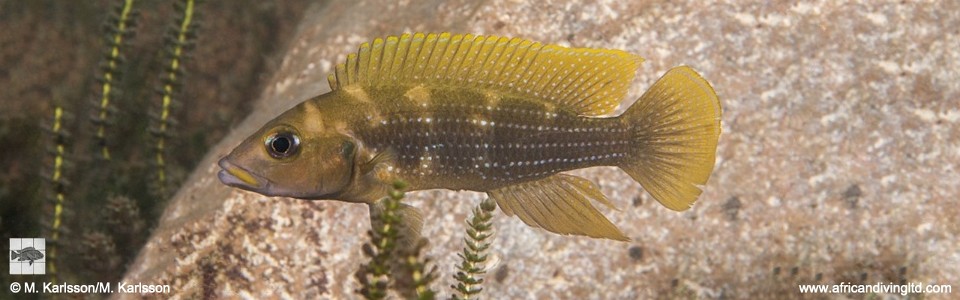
[487,174,628,241]
[369,200,425,245]
[359,148,398,177]
[343,148,399,203]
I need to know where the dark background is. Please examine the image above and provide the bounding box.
[0,0,311,297]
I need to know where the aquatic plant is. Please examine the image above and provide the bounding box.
[0,2,303,298]
[44,0,148,284]
[151,0,201,197]
[355,182,502,299]
[451,198,496,300]
[42,105,70,284]
[103,195,146,255]
[356,181,428,299]
[91,0,139,161]
[36,0,205,286]
[396,237,438,299]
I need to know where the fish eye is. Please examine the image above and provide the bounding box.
[265,131,300,159]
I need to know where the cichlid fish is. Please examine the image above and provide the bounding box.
[11,247,44,265]
[218,33,721,241]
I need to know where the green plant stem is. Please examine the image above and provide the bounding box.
[403,242,437,300]
[452,198,496,300]
[94,0,137,160]
[356,181,406,299]
[47,106,67,284]
[154,0,199,195]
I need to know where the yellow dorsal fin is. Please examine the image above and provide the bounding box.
[487,174,628,241]
[327,33,644,116]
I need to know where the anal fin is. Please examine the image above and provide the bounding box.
[488,174,628,241]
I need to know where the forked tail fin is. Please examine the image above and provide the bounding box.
[620,66,722,211]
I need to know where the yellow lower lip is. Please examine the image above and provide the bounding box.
[226,166,261,187]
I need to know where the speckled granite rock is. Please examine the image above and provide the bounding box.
[118,1,960,299]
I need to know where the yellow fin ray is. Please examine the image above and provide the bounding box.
[369,200,424,246]
[620,66,722,211]
[328,33,644,116]
[487,174,628,241]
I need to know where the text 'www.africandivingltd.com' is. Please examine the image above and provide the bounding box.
[798,281,952,296]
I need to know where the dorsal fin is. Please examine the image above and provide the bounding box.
[328,33,644,116]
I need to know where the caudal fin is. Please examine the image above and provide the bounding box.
[11,250,18,260]
[620,66,722,211]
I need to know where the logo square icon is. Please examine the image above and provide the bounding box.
[9,238,46,275]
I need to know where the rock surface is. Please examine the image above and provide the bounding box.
[119,1,959,299]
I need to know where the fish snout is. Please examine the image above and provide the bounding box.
[217,157,267,191]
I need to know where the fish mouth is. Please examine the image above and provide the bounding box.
[217,158,268,192]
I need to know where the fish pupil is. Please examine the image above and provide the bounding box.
[266,132,299,158]
[272,136,290,153]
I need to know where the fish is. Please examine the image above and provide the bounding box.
[218,33,722,241]
[11,247,44,265]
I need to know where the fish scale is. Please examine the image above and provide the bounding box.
[218,33,722,241]
[355,87,631,191]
